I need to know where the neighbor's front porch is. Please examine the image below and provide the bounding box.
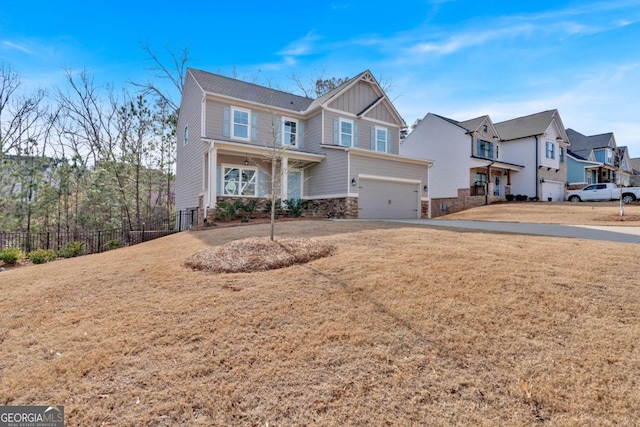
[469,162,523,198]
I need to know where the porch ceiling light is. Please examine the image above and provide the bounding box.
[244,155,249,166]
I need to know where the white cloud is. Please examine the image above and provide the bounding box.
[278,31,322,57]
[2,40,34,55]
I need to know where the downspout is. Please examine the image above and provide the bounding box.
[535,136,539,199]
[427,163,433,219]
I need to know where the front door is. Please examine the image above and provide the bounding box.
[494,176,501,196]
[287,171,302,200]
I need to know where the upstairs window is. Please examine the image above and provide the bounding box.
[375,127,388,152]
[546,141,555,159]
[606,149,613,165]
[340,118,353,147]
[477,139,493,159]
[232,107,250,140]
[282,118,297,146]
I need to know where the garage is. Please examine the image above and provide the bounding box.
[541,181,565,201]
[358,178,420,219]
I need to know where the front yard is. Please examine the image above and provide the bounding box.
[1,211,639,425]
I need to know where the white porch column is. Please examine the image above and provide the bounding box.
[280,156,289,201]
[209,147,217,208]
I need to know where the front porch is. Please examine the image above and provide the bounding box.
[199,140,325,225]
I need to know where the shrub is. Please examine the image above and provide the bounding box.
[505,194,515,202]
[242,199,258,214]
[0,247,25,265]
[58,241,84,258]
[284,199,306,217]
[105,239,123,251]
[265,198,282,212]
[28,249,57,264]
[216,200,245,221]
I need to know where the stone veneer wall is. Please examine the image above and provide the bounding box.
[421,201,430,219]
[200,196,360,222]
[430,188,503,218]
[306,197,359,219]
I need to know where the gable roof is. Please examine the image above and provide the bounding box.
[494,109,564,141]
[306,70,406,126]
[188,68,404,126]
[188,68,313,113]
[458,115,492,134]
[630,157,640,174]
[566,128,615,158]
[430,114,488,133]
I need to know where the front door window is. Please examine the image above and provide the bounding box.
[494,176,501,196]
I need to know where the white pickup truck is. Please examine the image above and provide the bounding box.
[620,187,640,204]
[566,183,621,202]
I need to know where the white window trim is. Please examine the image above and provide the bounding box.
[546,141,555,159]
[339,118,354,147]
[375,126,388,152]
[222,163,259,197]
[231,106,251,141]
[282,117,298,146]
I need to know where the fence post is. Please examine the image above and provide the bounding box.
[46,232,50,250]
[97,230,102,253]
[178,211,182,232]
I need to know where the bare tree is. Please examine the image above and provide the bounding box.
[130,43,189,112]
[290,70,350,98]
[0,62,49,157]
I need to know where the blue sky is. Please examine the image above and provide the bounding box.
[2,0,640,155]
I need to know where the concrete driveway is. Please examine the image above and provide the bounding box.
[380,219,640,244]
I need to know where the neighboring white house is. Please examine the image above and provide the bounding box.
[400,109,569,216]
[400,113,523,216]
[495,109,570,202]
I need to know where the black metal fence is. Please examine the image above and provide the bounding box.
[175,208,199,232]
[0,210,199,255]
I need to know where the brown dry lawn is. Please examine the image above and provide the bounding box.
[1,212,640,426]
[444,201,640,225]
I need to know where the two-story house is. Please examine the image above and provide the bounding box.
[565,128,632,188]
[494,109,570,202]
[400,113,523,216]
[175,68,433,223]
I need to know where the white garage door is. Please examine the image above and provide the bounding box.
[541,182,564,201]
[359,179,420,219]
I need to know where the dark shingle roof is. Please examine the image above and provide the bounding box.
[494,110,558,141]
[566,128,614,158]
[189,68,313,113]
[432,114,462,128]
[458,116,489,133]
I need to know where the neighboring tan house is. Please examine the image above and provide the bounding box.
[400,113,524,216]
[494,109,570,202]
[175,68,433,223]
[565,128,633,188]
